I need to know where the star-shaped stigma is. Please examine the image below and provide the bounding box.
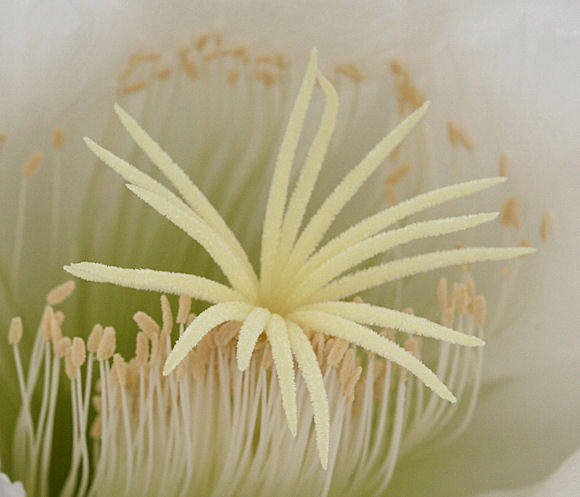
[65,49,534,468]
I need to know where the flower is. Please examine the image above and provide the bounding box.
[1,1,579,496]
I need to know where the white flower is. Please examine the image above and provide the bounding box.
[0,1,578,496]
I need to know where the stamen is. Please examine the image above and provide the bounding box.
[540,212,551,241]
[447,122,474,150]
[500,197,522,229]
[46,280,75,306]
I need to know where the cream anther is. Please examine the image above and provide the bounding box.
[540,212,551,241]
[53,337,70,359]
[8,317,23,345]
[52,126,66,149]
[46,280,75,306]
[120,80,149,95]
[64,348,77,380]
[447,122,474,151]
[41,306,54,340]
[113,354,128,386]
[160,295,173,336]
[177,296,192,325]
[500,197,521,229]
[50,318,63,343]
[385,162,411,186]
[22,152,43,177]
[499,154,509,177]
[97,327,116,361]
[135,332,149,366]
[71,337,86,368]
[133,311,160,339]
[327,338,348,368]
[334,63,364,82]
[87,324,103,353]
[473,296,487,327]
[183,59,198,80]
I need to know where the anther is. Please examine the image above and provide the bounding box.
[160,295,173,336]
[183,59,198,80]
[447,122,474,151]
[8,317,23,345]
[255,70,276,86]
[442,307,455,328]
[457,285,468,316]
[54,337,71,358]
[120,80,149,95]
[214,321,241,348]
[540,212,550,241]
[385,185,397,206]
[133,311,160,339]
[41,306,54,340]
[327,338,349,368]
[87,324,104,353]
[51,318,63,343]
[135,332,149,366]
[177,296,192,325]
[46,280,75,306]
[113,354,127,386]
[54,311,65,326]
[344,366,363,401]
[195,32,210,51]
[473,296,487,327]
[260,343,273,369]
[339,348,356,386]
[227,68,239,85]
[21,152,43,177]
[499,154,509,177]
[0,133,5,146]
[96,327,116,362]
[385,162,411,185]
[334,63,364,82]
[157,66,173,80]
[64,348,77,380]
[52,127,66,149]
[500,197,521,229]
[129,50,161,64]
[71,337,86,368]
[437,277,448,309]
[90,417,102,439]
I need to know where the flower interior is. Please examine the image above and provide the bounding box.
[4,40,540,497]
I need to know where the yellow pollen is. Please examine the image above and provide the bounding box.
[8,317,23,345]
[21,151,43,177]
[447,121,474,151]
[46,279,75,306]
[52,126,66,149]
